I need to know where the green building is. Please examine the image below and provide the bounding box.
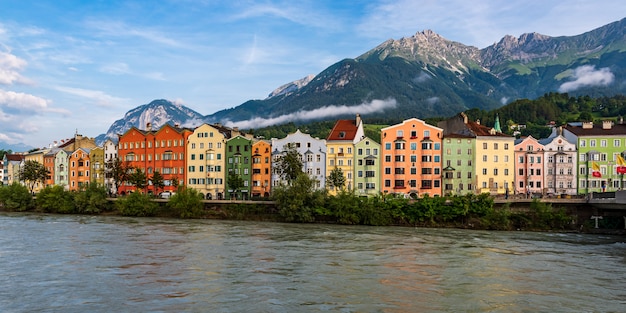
[564,120,626,194]
[353,136,380,196]
[225,135,252,200]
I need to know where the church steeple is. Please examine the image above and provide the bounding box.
[494,114,502,133]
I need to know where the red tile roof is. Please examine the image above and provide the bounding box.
[564,123,626,136]
[327,119,358,141]
[466,121,511,137]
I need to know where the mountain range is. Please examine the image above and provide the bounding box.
[86,17,626,144]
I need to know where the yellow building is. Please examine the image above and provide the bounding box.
[326,114,364,194]
[24,149,49,192]
[186,123,228,200]
[89,147,105,187]
[472,122,515,195]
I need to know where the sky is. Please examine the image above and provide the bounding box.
[1,0,625,148]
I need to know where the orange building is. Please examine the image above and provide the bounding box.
[43,149,58,187]
[117,123,192,195]
[251,140,272,198]
[380,118,444,198]
[68,148,91,191]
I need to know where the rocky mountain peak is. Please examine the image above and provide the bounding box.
[267,74,315,99]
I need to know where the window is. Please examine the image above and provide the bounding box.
[614,139,621,147]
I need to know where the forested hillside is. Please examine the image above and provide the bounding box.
[247,93,626,141]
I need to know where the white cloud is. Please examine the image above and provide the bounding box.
[426,97,439,105]
[412,72,431,83]
[558,65,614,92]
[0,89,48,111]
[54,86,127,107]
[225,98,397,129]
[100,62,130,75]
[0,51,29,85]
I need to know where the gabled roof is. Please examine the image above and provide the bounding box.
[327,119,359,141]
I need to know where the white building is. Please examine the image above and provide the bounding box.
[271,129,326,190]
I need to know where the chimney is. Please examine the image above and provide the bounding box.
[174,123,180,128]
[619,116,624,125]
[582,121,593,129]
[146,122,152,131]
[476,119,480,125]
[356,113,361,126]
[602,120,613,130]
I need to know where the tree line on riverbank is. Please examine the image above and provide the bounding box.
[0,179,579,231]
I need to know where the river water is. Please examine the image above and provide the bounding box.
[0,213,624,313]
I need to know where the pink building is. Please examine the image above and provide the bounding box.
[514,136,545,196]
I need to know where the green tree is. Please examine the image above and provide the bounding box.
[151,170,165,195]
[227,172,244,199]
[327,167,346,191]
[271,173,322,222]
[128,168,147,191]
[36,185,75,213]
[274,144,303,185]
[19,160,49,193]
[0,149,12,160]
[0,182,33,211]
[116,192,158,216]
[74,183,109,214]
[168,186,204,218]
[108,158,132,195]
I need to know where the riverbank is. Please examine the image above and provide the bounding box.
[1,182,624,234]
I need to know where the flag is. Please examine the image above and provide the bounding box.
[617,155,626,174]
[592,161,602,177]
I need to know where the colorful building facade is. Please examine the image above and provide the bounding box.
[354,136,380,196]
[251,140,272,198]
[381,118,443,197]
[326,115,364,194]
[271,129,327,190]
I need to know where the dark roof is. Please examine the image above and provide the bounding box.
[327,119,358,141]
[5,154,25,162]
[564,123,626,136]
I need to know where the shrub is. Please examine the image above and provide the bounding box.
[167,186,204,218]
[74,183,110,214]
[0,182,34,211]
[116,192,158,217]
[36,185,75,213]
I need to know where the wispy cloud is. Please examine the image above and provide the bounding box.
[54,86,127,107]
[558,65,614,92]
[224,98,397,129]
[85,20,182,47]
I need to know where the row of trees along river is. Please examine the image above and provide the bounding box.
[1,145,583,232]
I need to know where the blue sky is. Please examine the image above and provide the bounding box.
[1,0,625,148]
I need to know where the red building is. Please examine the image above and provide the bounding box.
[117,123,192,195]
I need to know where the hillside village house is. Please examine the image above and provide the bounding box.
[326,114,364,195]
[382,118,443,198]
[271,129,327,190]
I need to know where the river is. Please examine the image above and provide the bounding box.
[0,213,624,312]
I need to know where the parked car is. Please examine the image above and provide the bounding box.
[160,191,175,199]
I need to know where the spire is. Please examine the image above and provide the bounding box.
[494,114,502,133]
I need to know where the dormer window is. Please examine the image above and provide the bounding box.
[339,131,346,138]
